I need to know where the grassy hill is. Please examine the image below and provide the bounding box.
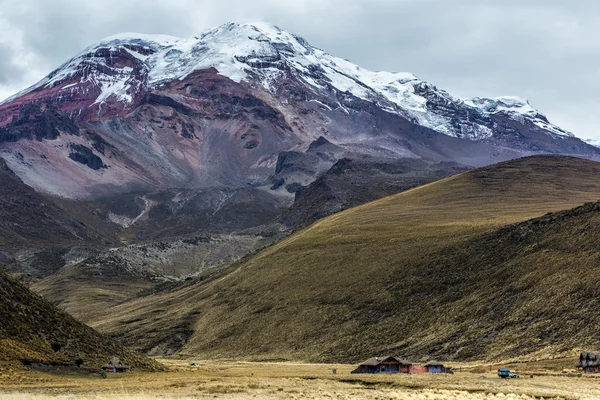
[280,157,468,229]
[0,269,161,371]
[89,155,600,362]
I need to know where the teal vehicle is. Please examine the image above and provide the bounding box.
[498,368,519,378]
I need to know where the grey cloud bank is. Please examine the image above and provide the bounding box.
[0,0,597,140]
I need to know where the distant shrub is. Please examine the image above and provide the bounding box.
[50,342,62,352]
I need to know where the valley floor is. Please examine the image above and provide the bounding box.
[0,359,598,399]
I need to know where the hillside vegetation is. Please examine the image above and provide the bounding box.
[0,270,160,371]
[90,155,600,362]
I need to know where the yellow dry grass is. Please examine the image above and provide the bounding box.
[1,359,599,399]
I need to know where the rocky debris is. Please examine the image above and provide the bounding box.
[0,103,79,143]
[68,144,107,170]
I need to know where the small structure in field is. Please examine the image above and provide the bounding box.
[409,364,428,373]
[102,357,130,373]
[579,352,600,373]
[352,356,412,374]
[424,361,446,373]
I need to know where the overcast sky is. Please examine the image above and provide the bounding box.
[0,0,598,140]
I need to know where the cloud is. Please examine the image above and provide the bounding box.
[0,43,22,84]
[0,0,597,139]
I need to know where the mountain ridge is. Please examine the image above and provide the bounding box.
[0,22,574,141]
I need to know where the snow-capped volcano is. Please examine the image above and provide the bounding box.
[0,22,570,141]
[0,22,596,199]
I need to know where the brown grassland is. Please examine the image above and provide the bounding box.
[86,155,600,362]
[1,358,599,399]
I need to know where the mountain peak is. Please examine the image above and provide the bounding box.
[0,22,578,142]
[0,22,597,200]
[90,32,182,54]
[209,21,284,34]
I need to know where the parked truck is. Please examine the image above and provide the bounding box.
[498,368,519,378]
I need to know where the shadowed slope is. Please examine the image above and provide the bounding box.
[0,270,160,370]
[0,158,117,251]
[280,157,469,229]
[90,155,600,362]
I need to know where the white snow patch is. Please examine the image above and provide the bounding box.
[465,96,574,137]
[91,67,135,105]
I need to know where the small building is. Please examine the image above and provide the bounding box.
[352,356,412,374]
[579,352,600,373]
[409,364,428,374]
[424,361,446,373]
[102,357,130,373]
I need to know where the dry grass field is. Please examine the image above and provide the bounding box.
[1,359,599,399]
[88,156,600,362]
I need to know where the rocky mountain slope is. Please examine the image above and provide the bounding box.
[0,22,597,200]
[87,155,600,362]
[281,157,468,228]
[9,157,469,321]
[0,269,160,370]
[0,157,117,253]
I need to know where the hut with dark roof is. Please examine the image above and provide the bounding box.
[352,356,412,374]
[102,357,130,373]
[579,352,600,373]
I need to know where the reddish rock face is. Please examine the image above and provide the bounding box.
[0,66,308,198]
[0,46,152,128]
